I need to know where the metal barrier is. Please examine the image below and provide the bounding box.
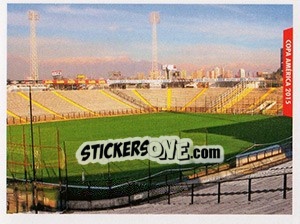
[6,164,292,212]
[236,145,282,167]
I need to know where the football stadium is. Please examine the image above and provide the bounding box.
[6,5,293,215]
[6,83,292,213]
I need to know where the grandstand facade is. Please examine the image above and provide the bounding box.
[7,83,283,125]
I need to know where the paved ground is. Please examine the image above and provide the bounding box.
[72,161,292,214]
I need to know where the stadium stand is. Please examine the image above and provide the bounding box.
[32,91,86,114]
[136,89,168,108]
[230,88,270,113]
[7,87,284,124]
[170,88,200,108]
[209,82,250,112]
[264,87,283,115]
[56,90,136,111]
[6,85,291,214]
[107,89,147,109]
[193,87,228,109]
[7,92,52,117]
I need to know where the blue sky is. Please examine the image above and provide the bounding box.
[7,4,293,79]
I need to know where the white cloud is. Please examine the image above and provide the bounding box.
[8,11,29,27]
[45,5,106,16]
[42,5,146,32]
[8,5,146,34]
[163,15,282,42]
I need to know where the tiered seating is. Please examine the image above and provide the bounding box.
[116,90,147,105]
[194,88,228,108]
[137,89,168,108]
[136,88,228,109]
[220,88,265,113]
[7,92,52,117]
[7,87,284,124]
[209,82,250,112]
[58,90,135,112]
[268,87,283,101]
[107,89,145,108]
[32,91,86,114]
[231,88,270,112]
[264,87,283,115]
[171,88,200,108]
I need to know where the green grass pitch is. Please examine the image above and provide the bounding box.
[7,112,292,186]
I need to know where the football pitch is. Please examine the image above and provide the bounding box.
[7,112,292,186]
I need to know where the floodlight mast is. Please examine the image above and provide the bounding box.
[149,12,160,79]
[28,10,39,84]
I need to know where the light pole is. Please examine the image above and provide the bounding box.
[28,10,39,84]
[29,86,37,213]
[149,12,160,79]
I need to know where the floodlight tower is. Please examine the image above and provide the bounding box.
[149,12,160,79]
[28,10,39,83]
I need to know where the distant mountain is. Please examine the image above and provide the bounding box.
[7,55,153,80]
